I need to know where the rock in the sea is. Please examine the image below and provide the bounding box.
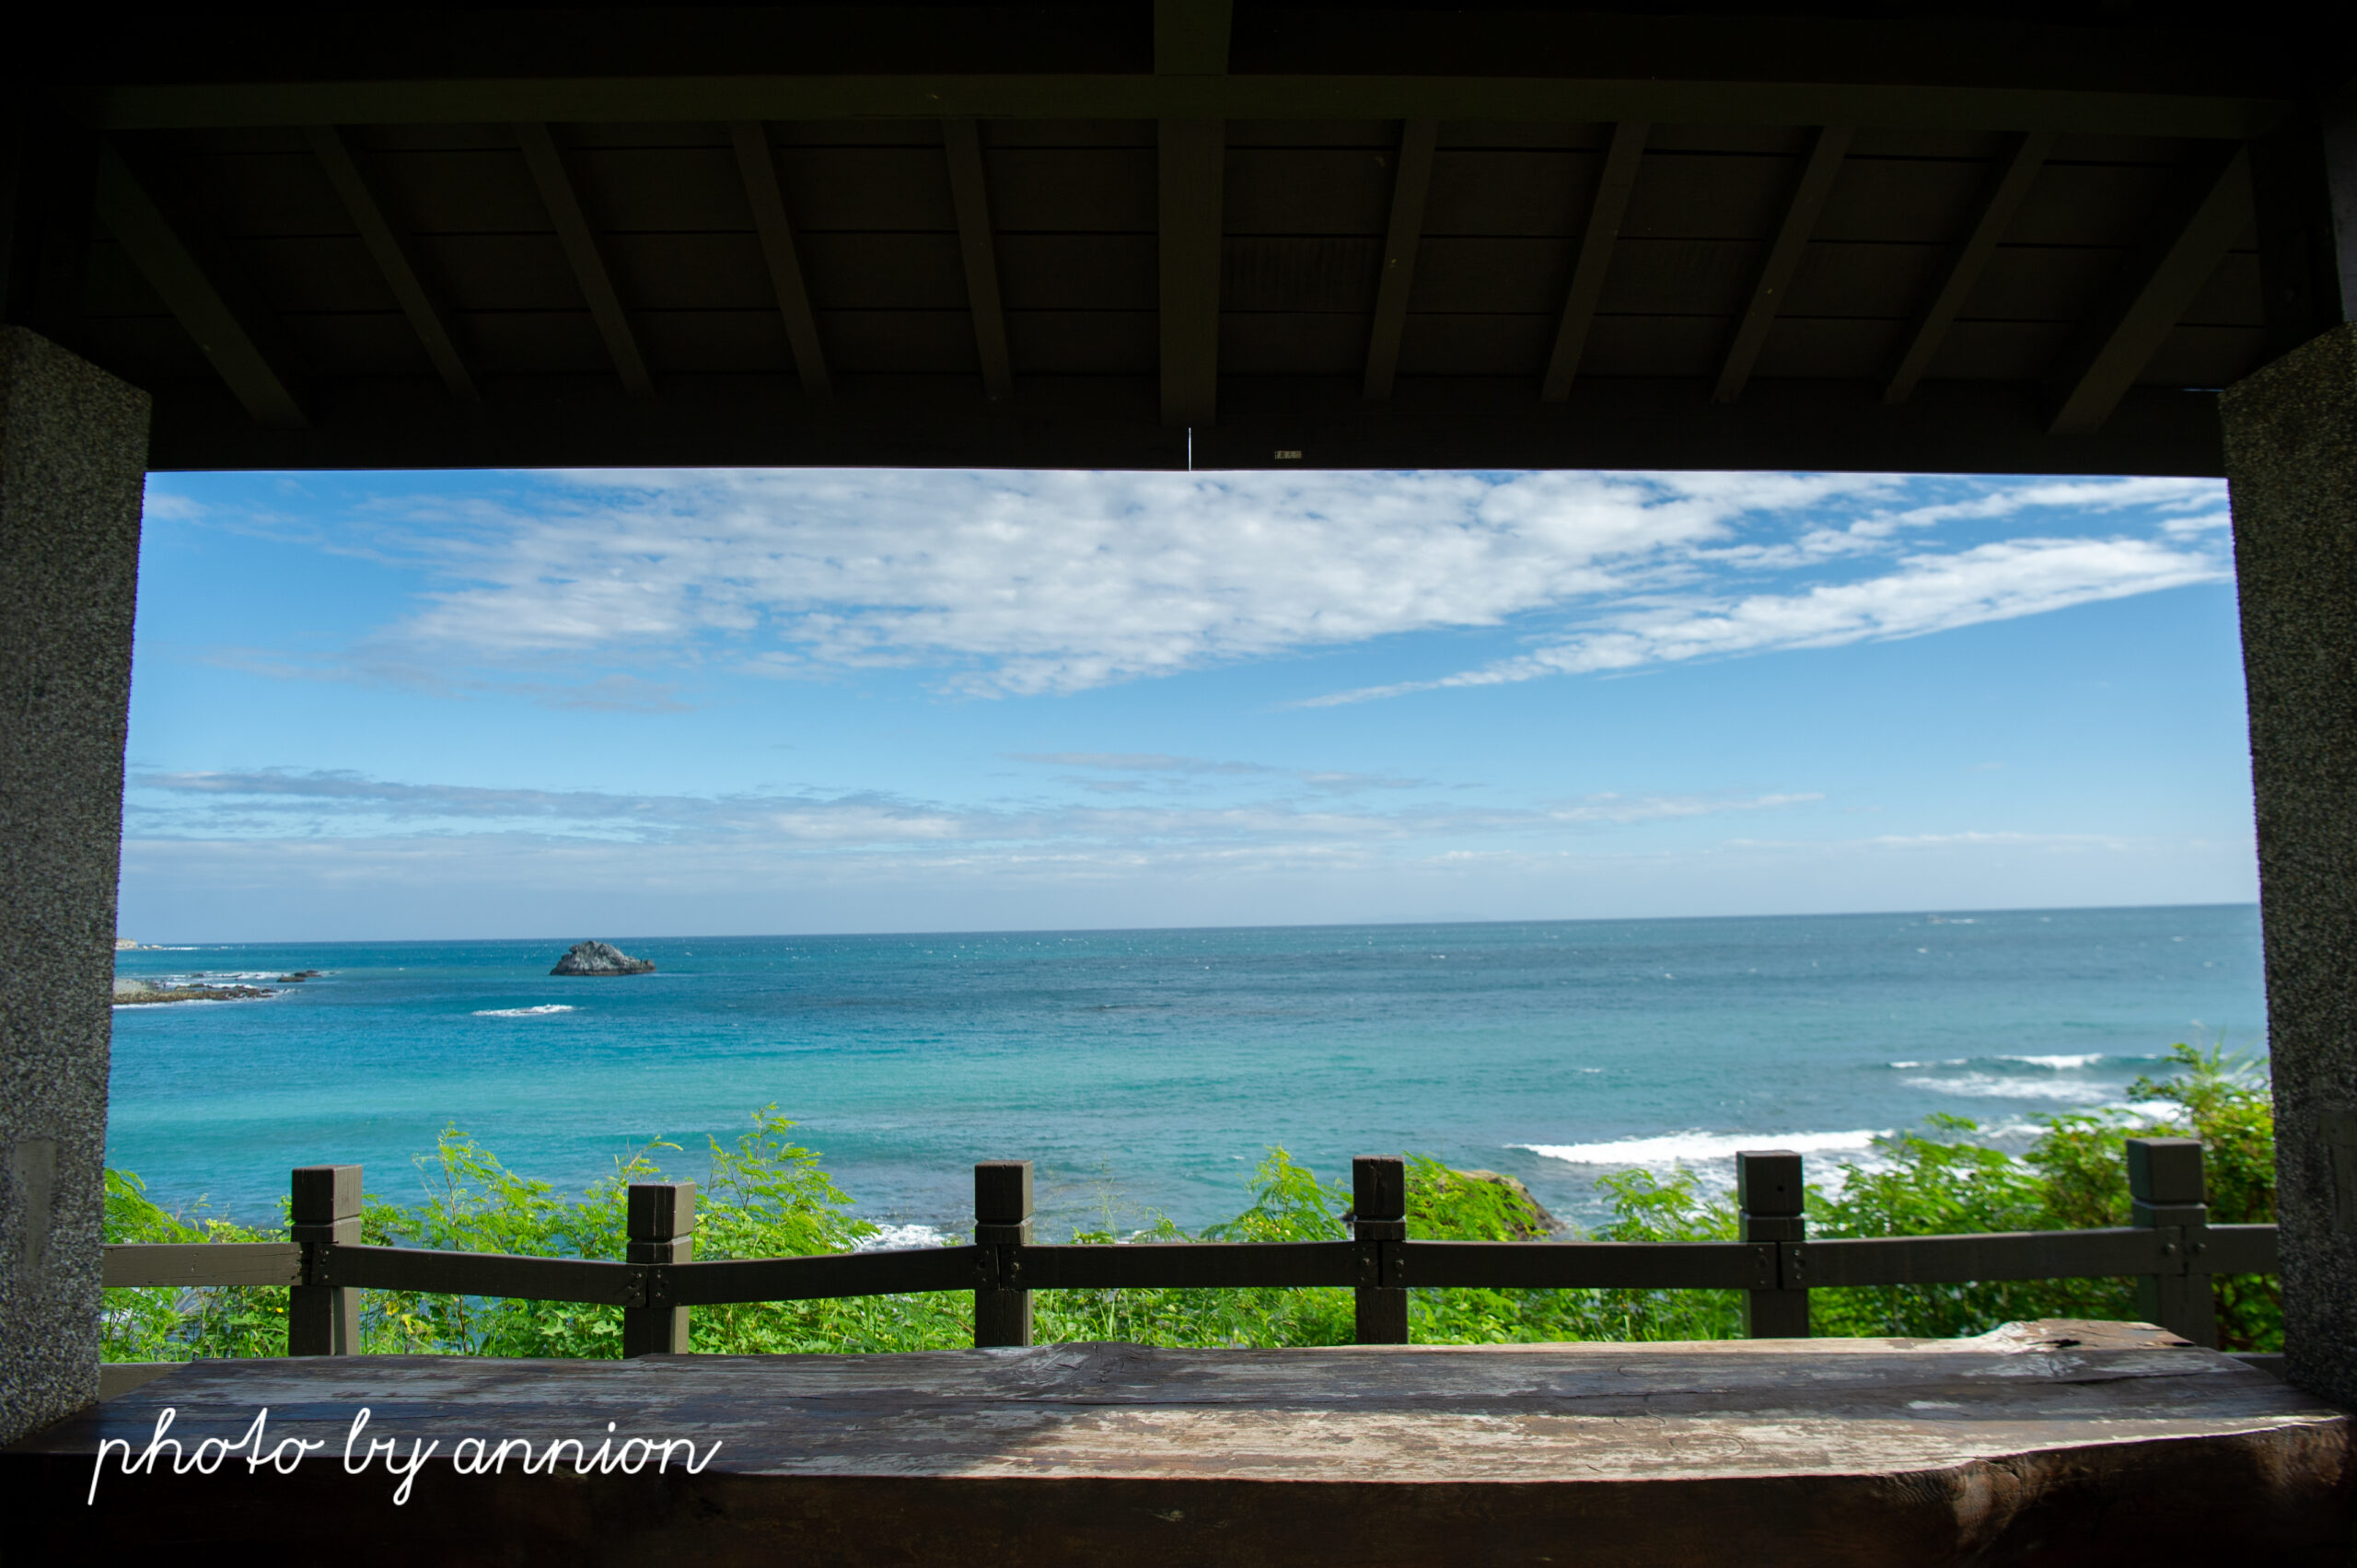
[551,940,656,977]
[1447,1168,1568,1238]
[111,976,274,1005]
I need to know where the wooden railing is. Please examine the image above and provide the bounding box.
[101,1137,2271,1358]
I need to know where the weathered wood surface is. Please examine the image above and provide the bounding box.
[1013,1239,1356,1289]
[317,1243,639,1306]
[9,1321,2347,1565]
[669,1244,987,1306]
[1401,1237,1774,1289]
[101,1242,302,1288]
[1793,1227,2165,1286]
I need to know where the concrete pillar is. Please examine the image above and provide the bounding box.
[0,327,149,1445]
[2223,319,2357,1408]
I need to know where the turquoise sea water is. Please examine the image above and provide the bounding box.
[108,905,2265,1236]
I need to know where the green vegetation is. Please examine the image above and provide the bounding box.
[101,1044,2277,1361]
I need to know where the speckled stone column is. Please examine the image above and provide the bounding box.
[2223,320,2357,1410]
[0,328,149,1445]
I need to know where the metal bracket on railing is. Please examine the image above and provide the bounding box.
[628,1263,662,1310]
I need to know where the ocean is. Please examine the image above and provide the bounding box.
[107,904,2265,1237]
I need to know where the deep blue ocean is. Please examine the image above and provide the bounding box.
[107,905,2265,1237]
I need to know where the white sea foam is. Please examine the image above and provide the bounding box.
[1515,1128,1888,1167]
[856,1224,948,1251]
[1995,1053,2106,1069]
[1900,1074,2117,1104]
[1886,1058,1968,1070]
[471,1004,577,1018]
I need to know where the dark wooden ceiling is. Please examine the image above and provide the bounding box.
[8,3,2351,474]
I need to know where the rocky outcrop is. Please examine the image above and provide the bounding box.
[550,940,656,977]
[1450,1169,1568,1238]
[111,977,273,1005]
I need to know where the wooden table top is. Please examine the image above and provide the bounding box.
[9,1321,2349,1566]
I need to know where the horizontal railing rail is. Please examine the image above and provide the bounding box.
[102,1241,303,1289]
[99,1137,2273,1355]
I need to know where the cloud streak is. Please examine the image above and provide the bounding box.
[1301,535,2227,705]
[162,468,2232,705]
[129,769,1822,856]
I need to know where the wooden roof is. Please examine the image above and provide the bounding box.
[10,3,2351,473]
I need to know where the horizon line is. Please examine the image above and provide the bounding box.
[114,899,2260,949]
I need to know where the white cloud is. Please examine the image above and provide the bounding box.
[365,469,1898,694]
[1303,535,2227,705]
[128,769,1820,854]
[175,469,2232,703]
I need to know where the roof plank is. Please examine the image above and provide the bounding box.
[89,78,2287,142]
[1714,125,1853,404]
[1363,118,1438,401]
[1541,120,1647,401]
[515,121,655,398]
[304,125,475,400]
[1885,132,2052,405]
[2047,144,2251,436]
[1155,0,1233,77]
[90,142,307,428]
[1158,117,1224,427]
[729,121,830,399]
[942,118,1013,405]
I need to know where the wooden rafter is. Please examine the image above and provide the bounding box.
[2047,144,2251,436]
[305,124,474,401]
[728,120,829,399]
[515,122,653,398]
[1155,0,1233,77]
[1159,118,1224,428]
[1714,124,1852,404]
[1541,121,1647,401]
[1885,131,2051,406]
[91,141,306,427]
[942,118,1013,405]
[92,78,2282,142]
[1363,118,1439,401]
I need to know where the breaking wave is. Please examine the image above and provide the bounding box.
[1514,1128,1888,1167]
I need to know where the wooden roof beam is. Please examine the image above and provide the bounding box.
[1155,0,1232,78]
[729,121,829,400]
[942,118,1012,407]
[91,141,306,428]
[1885,131,2050,406]
[516,122,654,399]
[1156,0,1228,428]
[91,78,2285,142]
[1362,118,1438,401]
[2047,144,2250,436]
[1541,121,1647,401]
[305,124,474,401]
[1714,125,1852,405]
[1159,118,1224,428]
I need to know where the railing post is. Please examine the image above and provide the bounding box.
[2128,1137,2215,1347]
[1738,1150,1808,1338]
[1353,1155,1408,1345]
[974,1160,1033,1347]
[622,1181,694,1357]
[288,1164,361,1355]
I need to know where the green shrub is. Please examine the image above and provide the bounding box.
[101,1047,2280,1358]
[99,1168,288,1361]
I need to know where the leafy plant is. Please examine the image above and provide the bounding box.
[101,1047,2282,1359]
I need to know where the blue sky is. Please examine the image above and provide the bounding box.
[119,467,2257,941]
